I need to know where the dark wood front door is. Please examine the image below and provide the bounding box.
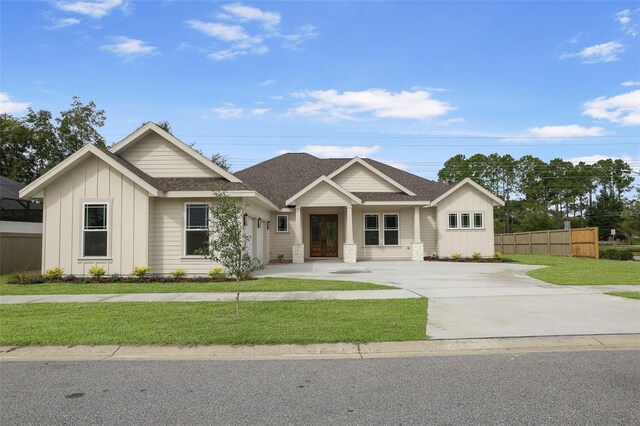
[310,214,339,257]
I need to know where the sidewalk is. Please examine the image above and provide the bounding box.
[1,334,638,362]
[0,289,420,304]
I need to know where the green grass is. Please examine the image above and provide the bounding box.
[0,299,428,346]
[0,276,394,296]
[607,292,640,300]
[506,254,640,285]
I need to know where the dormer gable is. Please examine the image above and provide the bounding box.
[327,157,416,195]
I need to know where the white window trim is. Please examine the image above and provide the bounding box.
[448,213,458,229]
[382,213,400,246]
[81,202,110,259]
[473,212,485,229]
[363,213,380,246]
[460,213,471,229]
[276,215,289,233]
[183,202,210,258]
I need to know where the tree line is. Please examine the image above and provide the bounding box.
[437,153,639,240]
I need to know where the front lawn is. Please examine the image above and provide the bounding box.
[0,299,428,346]
[607,292,640,300]
[506,255,640,285]
[0,276,394,296]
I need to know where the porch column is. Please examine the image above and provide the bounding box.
[411,206,424,261]
[343,204,357,263]
[292,206,304,263]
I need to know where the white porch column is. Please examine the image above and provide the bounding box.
[292,206,304,263]
[411,206,424,261]
[343,205,357,263]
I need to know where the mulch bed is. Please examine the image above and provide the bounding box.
[424,256,513,263]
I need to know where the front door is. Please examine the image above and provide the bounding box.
[310,214,339,257]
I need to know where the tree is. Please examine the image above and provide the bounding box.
[621,188,640,243]
[199,191,262,316]
[56,96,106,153]
[210,153,231,171]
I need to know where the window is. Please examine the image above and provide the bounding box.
[276,215,288,232]
[185,204,209,256]
[83,203,108,257]
[461,213,471,228]
[473,213,484,228]
[364,214,379,246]
[383,214,399,246]
[448,213,458,229]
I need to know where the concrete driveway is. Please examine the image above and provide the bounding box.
[256,261,640,339]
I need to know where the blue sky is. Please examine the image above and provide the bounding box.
[1,0,639,178]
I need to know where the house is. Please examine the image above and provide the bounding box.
[1,176,43,273]
[18,122,504,275]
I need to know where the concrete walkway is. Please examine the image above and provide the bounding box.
[256,261,640,339]
[1,334,638,362]
[0,289,419,305]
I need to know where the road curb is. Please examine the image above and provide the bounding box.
[1,334,638,362]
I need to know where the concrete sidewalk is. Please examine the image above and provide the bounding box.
[0,289,420,305]
[1,334,638,362]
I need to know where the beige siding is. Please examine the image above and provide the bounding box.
[270,212,295,260]
[332,163,399,192]
[420,207,438,255]
[119,133,219,178]
[296,182,352,207]
[436,184,495,257]
[42,156,149,275]
[352,207,413,260]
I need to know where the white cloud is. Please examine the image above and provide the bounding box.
[278,145,381,158]
[221,2,281,30]
[527,125,605,138]
[55,0,126,19]
[621,80,640,87]
[438,117,465,126]
[0,92,29,114]
[259,79,275,87]
[372,159,408,170]
[251,108,270,115]
[289,88,453,120]
[278,25,318,49]
[616,9,639,37]
[560,41,624,63]
[187,21,249,42]
[582,90,640,126]
[565,154,636,165]
[210,104,244,119]
[46,17,81,30]
[101,37,158,59]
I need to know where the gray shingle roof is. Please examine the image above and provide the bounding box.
[235,153,453,208]
[153,178,251,192]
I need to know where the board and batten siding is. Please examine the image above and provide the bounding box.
[436,185,495,257]
[119,133,219,178]
[420,207,438,256]
[332,163,399,192]
[42,155,149,275]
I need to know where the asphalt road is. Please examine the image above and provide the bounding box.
[1,350,638,425]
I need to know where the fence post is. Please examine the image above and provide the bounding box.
[529,233,533,255]
[594,227,599,260]
[547,230,551,253]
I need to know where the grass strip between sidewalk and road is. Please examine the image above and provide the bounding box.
[0,298,428,346]
[0,277,395,296]
[607,292,640,300]
[506,255,640,285]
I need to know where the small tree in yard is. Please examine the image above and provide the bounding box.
[199,191,262,316]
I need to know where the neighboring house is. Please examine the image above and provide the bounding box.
[1,176,43,274]
[19,123,504,275]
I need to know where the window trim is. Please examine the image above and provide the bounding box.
[276,215,289,233]
[363,213,380,246]
[81,202,109,259]
[448,213,458,229]
[382,213,400,246]
[460,213,471,229]
[473,212,484,229]
[184,202,210,257]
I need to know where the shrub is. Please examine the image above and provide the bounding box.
[493,252,503,260]
[109,274,120,283]
[277,254,285,261]
[11,271,31,284]
[156,275,175,283]
[132,266,151,279]
[431,252,439,260]
[208,267,227,281]
[600,248,634,261]
[89,266,106,280]
[472,252,482,260]
[62,274,77,282]
[80,277,92,284]
[43,267,64,280]
[451,252,462,261]
[171,268,187,279]
[25,275,45,284]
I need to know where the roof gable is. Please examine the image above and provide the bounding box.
[109,122,241,182]
[327,157,416,195]
[286,176,361,206]
[430,178,505,206]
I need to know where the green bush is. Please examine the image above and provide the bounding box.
[208,267,227,281]
[88,266,106,279]
[493,252,503,260]
[451,252,462,261]
[171,268,187,279]
[600,249,634,261]
[25,275,45,284]
[43,267,64,280]
[472,252,482,260]
[132,266,151,279]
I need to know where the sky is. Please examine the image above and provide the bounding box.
[1,0,639,180]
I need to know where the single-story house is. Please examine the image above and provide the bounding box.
[19,122,504,275]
